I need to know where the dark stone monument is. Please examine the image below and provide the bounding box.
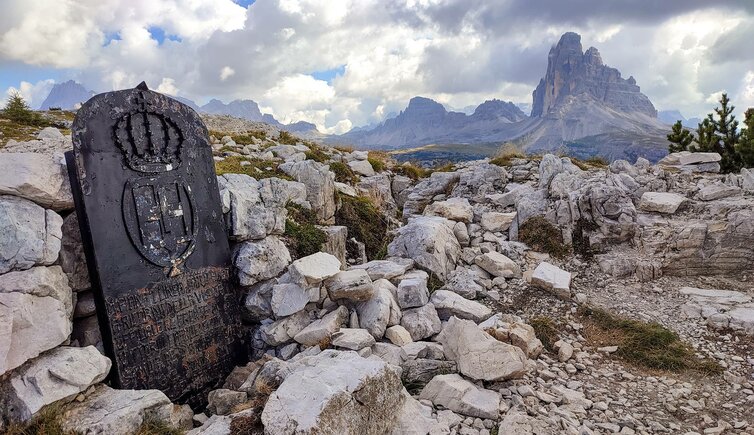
[65,83,247,407]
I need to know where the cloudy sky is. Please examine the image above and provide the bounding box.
[1,0,753,133]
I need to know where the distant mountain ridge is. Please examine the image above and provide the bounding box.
[334,32,670,162]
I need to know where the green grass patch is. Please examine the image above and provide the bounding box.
[570,155,609,171]
[529,316,560,353]
[233,130,267,143]
[329,161,358,184]
[284,203,327,259]
[0,119,39,145]
[215,156,292,180]
[578,306,723,374]
[394,162,429,180]
[367,150,389,172]
[518,216,569,258]
[335,194,388,261]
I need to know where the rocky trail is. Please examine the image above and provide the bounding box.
[0,115,752,435]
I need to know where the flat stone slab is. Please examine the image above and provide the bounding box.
[659,151,721,166]
[639,192,687,214]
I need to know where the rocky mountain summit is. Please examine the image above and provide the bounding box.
[38,80,95,110]
[0,116,753,434]
[531,32,656,118]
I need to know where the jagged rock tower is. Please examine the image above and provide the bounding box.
[531,32,657,118]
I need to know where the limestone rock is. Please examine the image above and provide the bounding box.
[430,290,492,323]
[0,346,110,423]
[218,174,286,241]
[437,317,526,381]
[0,195,62,274]
[697,182,740,201]
[385,325,413,346]
[396,270,429,309]
[280,160,336,224]
[325,269,374,302]
[424,197,473,223]
[348,159,375,176]
[531,262,572,299]
[474,251,521,278]
[261,311,312,347]
[233,236,291,287]
[442,268,482,299]
[261,350,404,434]
[639,192,687,214]
[356,281,396,338]
[331,328,376,350]
[59,213,90,291]
[207,389,247,416]
[0,153,73,211]
[659,151,721,166]
[400,303,442,341]
[419,374,500,419]
[61,385,189,435]
[0,266,73,375]
[351,258,414,281]
[388,216,461,280]
[480,314,543,358]
[270,283,309,318]
[289,252,341,287]
[294,306,348,346]
[480,211,517,232]
[318,225,347,267]
[391,390,449,435]
[402,171,460,217]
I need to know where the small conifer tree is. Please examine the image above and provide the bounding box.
[667,120,693,153]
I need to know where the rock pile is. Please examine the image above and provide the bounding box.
[2,123,753,434]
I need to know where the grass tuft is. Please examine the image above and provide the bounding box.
[4,405,73,435]
[329,161,358,184]
[335,194,389,261]
[367,151,389,172]
[518,216,569,258]
[578,306,723,374]
[304,145,329,163]
[394,162,429,180]
[277,130,298,145]
[529,316,560,353]
[215,156,292,181]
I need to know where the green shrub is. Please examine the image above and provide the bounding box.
[518,216,569,258]
[335,195,388,261]
[215,156,292,180]
[578,306,722,374]
[329,161,358,184]
[284,203,327,259]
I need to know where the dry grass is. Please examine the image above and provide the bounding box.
[367,150,389,172]
[518,216,570,258]
[277,130,299,145]
[570,156,609,170]
[578,306,723,374]
[135,418,183,435]
[0,118,40,146]
[335,194,389,261]
[529,316,560,353]
[4,406,73,435]
[334,145,354,153]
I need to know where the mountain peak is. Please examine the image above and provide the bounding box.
[38,80,94,110]
[531,32,656,118]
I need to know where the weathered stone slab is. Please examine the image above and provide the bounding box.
[639,192,687,214]
[0,152,73,210]
[0,195,62,274]
[65,84,246,407]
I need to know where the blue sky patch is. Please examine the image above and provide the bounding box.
[148,26,182,44]
[311,65,346,84]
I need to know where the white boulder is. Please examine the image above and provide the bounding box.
[531,262,572,299]
[424,198,473,223]
[388,216,461,280]
[474,251,521,278]
[0,153,73,211]
[419,374,500,419]
[639,192,687,214]
[430,290,492,323]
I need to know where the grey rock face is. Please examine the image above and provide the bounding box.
[0,266,73,375]
[0,153,73,210]
[0,346,110,423]
[400,303,442,341]
[402,171,460,217]
[0,195,62,274]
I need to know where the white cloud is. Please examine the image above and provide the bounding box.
[220,66,235,81]
[156,77,178,95]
